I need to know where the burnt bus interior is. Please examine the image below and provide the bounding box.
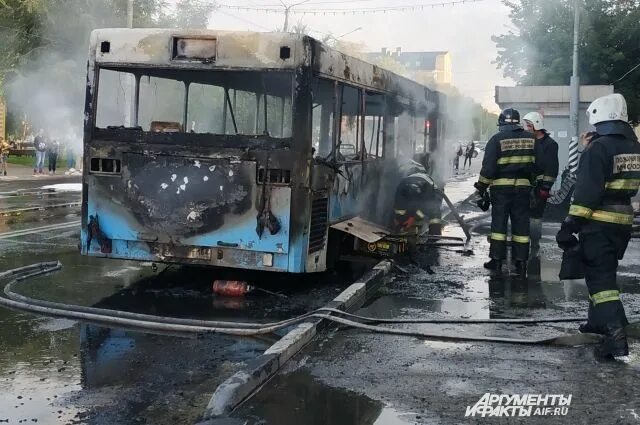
[308,75,438,231]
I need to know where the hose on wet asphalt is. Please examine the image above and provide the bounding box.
[0,262,632,346]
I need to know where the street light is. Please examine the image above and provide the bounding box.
[325,27,363,44]
[336,27,363,39]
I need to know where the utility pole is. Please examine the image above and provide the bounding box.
[280,0,310,32]
[125,0,134,126]
[127,0,134,28]
[568,0,580,174]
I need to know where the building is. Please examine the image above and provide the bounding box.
[495,85,614,184]
[367,48,452,86]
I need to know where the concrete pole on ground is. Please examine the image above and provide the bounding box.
[127,0,134,28]
[568,0,580,174]
[124,0,134,127]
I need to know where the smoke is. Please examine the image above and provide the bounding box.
[5,1,213,152]
[5,2,125,152]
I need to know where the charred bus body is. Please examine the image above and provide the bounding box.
[81,29,443,273]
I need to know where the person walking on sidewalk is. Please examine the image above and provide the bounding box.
[47,138,60,175]
[464,141,475,169]
[33,129,47,175]
[474,108,537,276]
[0,136,9,176]
[454,144,463,171]
[556,93,640,359]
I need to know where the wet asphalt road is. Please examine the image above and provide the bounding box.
[3,158,640,425]
[227,165,640,425]
[0,177,370,424]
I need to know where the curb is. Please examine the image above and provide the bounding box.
[202,260,392,419]
[0,202,81,218]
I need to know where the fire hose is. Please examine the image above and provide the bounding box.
[2,262,638,346]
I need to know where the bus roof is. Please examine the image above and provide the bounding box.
[90,28,439,109]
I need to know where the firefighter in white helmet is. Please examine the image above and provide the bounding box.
[556,93,640,359]
[523,112,559,258]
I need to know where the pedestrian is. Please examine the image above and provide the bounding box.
[464,141,475,169]
[47,138,60,175]
[454,144,463,171]
[474,108,537,276]
[523,112,559,258]
[556,93,640,359]
[0,136,9,176]
[33,129,47,175]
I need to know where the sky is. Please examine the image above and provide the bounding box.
[204,0,516,111]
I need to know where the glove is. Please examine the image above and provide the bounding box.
[556,228,578,251]
[476,192,491,211]
[535,186,551,200]
[555,216,584,250]
[474,181,488,195]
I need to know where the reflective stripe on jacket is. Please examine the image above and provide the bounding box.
[569,121,640,227]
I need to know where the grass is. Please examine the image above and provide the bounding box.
[8,153,73,168]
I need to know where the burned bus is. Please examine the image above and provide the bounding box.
[81,29,442,273]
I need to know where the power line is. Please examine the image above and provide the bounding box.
[214,8,273,30]
[217,0,485,15]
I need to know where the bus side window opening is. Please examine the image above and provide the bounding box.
[363,91,385,158]
[337,84,362,161]
[312,78,335,157]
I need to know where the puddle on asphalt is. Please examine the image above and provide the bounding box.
[235,369,414,425]
[0,224,368,424]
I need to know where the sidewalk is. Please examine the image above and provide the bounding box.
[0,163,81,181]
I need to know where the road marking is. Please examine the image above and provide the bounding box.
[0,221,81,240]
[0,202,81,217]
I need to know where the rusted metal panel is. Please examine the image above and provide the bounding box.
[90,29,304,70]
[310,38,438,115]
[330,216,389,243]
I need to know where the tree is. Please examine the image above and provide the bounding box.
[493,0,640,123]
[0,0,215,136]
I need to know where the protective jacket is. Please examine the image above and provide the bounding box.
[568,121,640,228]
[477,124,536,262]
[534,132,559,190]
[477,124,537,190]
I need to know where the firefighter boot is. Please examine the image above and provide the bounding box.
[595,327,629,359]
[579,304,605,334]
[483,259,502,272]
[579,323,604,334]
[513,260,527,277]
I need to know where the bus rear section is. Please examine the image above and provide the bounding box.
[81,30,308,272]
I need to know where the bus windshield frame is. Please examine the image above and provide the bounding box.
[93,66,295,145]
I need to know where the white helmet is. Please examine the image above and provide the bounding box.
[523,112,544,131]
[587,93,628,125]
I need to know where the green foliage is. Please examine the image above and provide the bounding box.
[0,0,215,135]
[493,0,640,123]
[0,0,46,95]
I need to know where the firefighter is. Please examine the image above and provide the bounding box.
[474,108,536,276]
[523,112,559,258]
[393,160,441,236]
[556,93,640,358]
